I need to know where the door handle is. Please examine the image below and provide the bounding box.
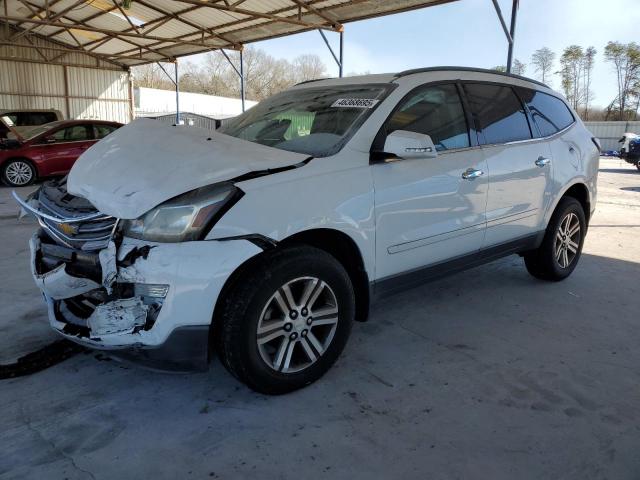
[535,156,551,167]
[461,168,484,180]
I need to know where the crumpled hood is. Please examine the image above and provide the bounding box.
[67,118,308,219]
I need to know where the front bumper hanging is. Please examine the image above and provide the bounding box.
[29,230,262,372]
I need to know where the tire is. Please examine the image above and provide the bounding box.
[636,160,640,172]
[215,245,355,395]
[2,159,36,187]
[524,197,586,281]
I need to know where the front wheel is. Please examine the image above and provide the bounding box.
[216,246,355,394]
[524,197,586,281]
[2,159,36,187]
[636,160,640,172]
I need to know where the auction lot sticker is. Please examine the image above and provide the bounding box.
[331,98,380,108]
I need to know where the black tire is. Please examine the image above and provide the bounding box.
[524,197,586,281]
[635,160,640,172]
[215,245,355,395]
[2,158,36,187]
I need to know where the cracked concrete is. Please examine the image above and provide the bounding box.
[0,158,639,479]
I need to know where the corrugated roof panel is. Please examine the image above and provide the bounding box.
[4,0,460,67]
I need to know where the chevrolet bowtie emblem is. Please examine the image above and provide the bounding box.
[59,222,78,235]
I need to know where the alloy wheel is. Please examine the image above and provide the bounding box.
[554,212,581,268]
[256,276,339,374]
[5,161,33,186]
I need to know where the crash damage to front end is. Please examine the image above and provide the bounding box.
[15,179,262,371]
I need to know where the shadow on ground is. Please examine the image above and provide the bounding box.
[1,252,638,480]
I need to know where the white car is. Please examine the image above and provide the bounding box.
[15,67,599,394]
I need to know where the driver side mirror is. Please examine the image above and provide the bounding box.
[376,130,438,162]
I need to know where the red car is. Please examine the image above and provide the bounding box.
[0,120,122,187]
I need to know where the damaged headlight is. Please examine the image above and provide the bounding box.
[121,183,240,242]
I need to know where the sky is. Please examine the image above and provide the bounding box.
[187,0,640,108]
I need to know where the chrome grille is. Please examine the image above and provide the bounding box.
[13,183,117,251]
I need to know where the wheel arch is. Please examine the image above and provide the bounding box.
[279,228,370,323]
[548,181,592,227]
[211,228,371,348]
[2,156,39,177]
[560,182,591,224]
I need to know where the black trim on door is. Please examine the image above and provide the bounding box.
[460,80,536,146]
[371,231,544,300]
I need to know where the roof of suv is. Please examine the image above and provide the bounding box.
[291,66,549,90]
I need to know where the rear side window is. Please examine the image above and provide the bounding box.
[52,125,94,142]
[377,83,470,151]
[463,83,532,145]
[94,124,119,139]
[519,89,574,137]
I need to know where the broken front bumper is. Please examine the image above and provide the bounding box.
[30,232,262,371]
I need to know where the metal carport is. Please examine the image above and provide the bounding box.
[1,0,520,121]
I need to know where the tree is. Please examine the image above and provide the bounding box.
[582,47,597,120]
[131,63,175,90]
[531,47,555,83]
[512,59,526,76]
[604,41,640,120]
[131,48,328,102]
[492,60,524,75]
[559,45,585,111]
[293,54,327,83]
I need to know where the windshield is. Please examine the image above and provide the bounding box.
[218,84,393,157]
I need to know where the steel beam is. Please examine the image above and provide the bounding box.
[240,49,245,112]
[175,61,180,124]
[318,29,343,77]
[220,49,245,112]
[506,0,518,73]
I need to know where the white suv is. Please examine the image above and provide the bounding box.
[16,67,599,394]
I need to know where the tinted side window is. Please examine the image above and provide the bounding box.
[52,125,93,142]
[463,83,532,145]
[519,89,574,137]
[94,124,118,139]
[379,84,470,151]
[27,112,57,125]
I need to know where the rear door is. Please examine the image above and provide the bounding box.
[372,82,488,281]
[462,82,553,248]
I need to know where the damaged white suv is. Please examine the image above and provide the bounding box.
[15,67,599,394]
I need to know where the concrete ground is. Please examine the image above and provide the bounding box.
[1,158,639,480]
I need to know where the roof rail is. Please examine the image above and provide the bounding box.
[394,66,549,88]
[294,77,335,86]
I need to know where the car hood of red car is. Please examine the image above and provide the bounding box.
[67,118,309,219]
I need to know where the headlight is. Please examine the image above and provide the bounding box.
[121,183,240,242]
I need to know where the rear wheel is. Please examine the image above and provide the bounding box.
[636,160,640,172]
[524,197,586,281]
[216,246,355,394]
[2,159,36,187]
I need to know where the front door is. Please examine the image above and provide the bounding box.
[372,83,488,282]
[36,124,96,175]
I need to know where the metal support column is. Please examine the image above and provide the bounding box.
[506,0,519,73]
[156,61,181,123]
[339,31,343,78]
[240,49,245,112]
[220,48,245,112]
[491,0,518,73]
[174,60,180,124]
[318,29,343,77]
